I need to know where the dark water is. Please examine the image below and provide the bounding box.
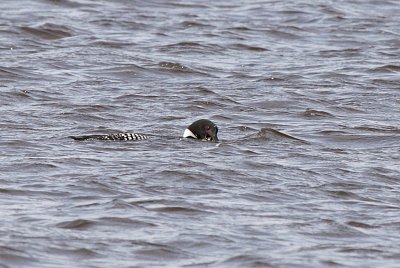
[1,0,400,267]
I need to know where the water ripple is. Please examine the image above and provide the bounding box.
[1,0,399,267]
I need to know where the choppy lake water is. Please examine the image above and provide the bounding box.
[1,0,400,267]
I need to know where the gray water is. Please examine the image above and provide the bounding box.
[1,0,400,267]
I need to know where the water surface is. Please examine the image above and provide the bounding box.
[1,0,399,267]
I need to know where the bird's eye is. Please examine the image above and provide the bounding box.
[206,126,210,130]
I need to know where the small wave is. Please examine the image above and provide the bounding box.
[256,76,285,82]
[179,20,211,28]
[264,29,302,40]
[351,125,400,134]
[164,41,204,48]
[89,40,132,48]
[338,247,384,254]
[0,67,39,80]
[346,221,376,229]
[193,86,217,95]
[318,48,362,57]
[46,0,85,8]
[47,244,99,260]
[158,61,192,72]
[242,128,303,142]
[228,26,252,31]
[192,100,226,108]
[134,244,191,260]
[88,64,152,79]
[303,108,334,118]
[0,245,36,266]
[158,61,210,76]
[56,219,95,230]
[314,130,400,148]
[89,19,146,30]
[219,254,271,267]
[370,64,400,73]
[96,217,157,228]
[370,78,399,87]
[20,23,73,40]
[236,125,258,132]
[158,42,223,55]
[15,162,59,172]
[0,67,20,78]
[168,2,209,8]
[72,104,117,113]
[151,206,210,215]
[233,43,268,52]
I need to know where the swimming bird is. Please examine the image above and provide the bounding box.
[70,119,219,142]
[182,119,219,142]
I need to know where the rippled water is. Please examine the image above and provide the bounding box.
[1,0,400,267]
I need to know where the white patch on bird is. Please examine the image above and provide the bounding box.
[183,128,197,139]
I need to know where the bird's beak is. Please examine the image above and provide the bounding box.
[210,129,219,142]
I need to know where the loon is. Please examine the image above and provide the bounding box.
[70,119,219,142]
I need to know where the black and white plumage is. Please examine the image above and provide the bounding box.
[70,132,149,141]
[70,119,219,142]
